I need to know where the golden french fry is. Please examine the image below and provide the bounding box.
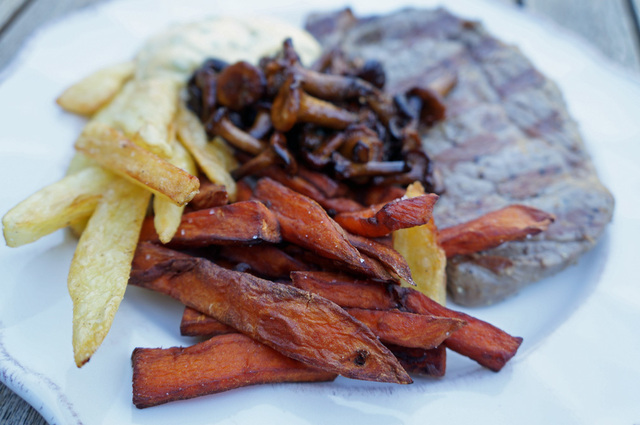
[64,153,101,237]
[93,77,178,158]
[56,61,135,116]
[392,182,447,305]
[2,166,114,247]
[68,177,151,367]
[153,135,197,243]
[65,152,99,176]
[75,122,199,206]
[209,136,239,172]
[175,104,237,199]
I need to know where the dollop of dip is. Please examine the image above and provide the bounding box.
[135,16,322,81]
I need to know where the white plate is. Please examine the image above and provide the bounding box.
[1,0,639,424]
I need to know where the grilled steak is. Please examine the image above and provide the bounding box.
[306,8,614,306]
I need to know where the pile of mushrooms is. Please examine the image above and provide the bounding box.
[186,39,453,199]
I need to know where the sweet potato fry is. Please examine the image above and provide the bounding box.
[180,304,463,352]
[334,194,438,237]
[389,344,447,377]
[218,244,312,279]
[290,271,521,371]
[346,308,465,350]
[296,166,349,198]
[347,233,414,285]
[139,200,281,247]
[259,166,325,201]
[290,271,398,310]
[253,178,366,271]
[319,197,365,214]
[235,179,254,202]
[180,307,236,337]
[132,333,337,408]
[188,179,229,210]
[362,185,406,206]
[283,244,394,282]
[129,243,412,384]
[438,204,554,257]
[259,166,363,213]
[394,287,523,372]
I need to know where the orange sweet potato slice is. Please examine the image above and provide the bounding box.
[129,242,411,384]
[253,177,366,270]
[188,179,228,210]
[290,271,398,310]
[334,194,438,237]
[438,204,554,257]
[139,200,280,247]
[347,233,414,285]
[389,344,447,377]
[289,271,521,372]
[132,333,337,408]
[180,307,236,337]
[259,166,363,213]
[394,286,523,372]
[346,308,465,350]
[218,244,312,279]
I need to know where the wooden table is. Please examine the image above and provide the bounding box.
[1,0,639,423]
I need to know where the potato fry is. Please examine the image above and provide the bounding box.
[65,152,99,175]
[393,182,447,304]
[64,153,101,237]
[56,61,135,116]
[75,122,199,206]
[2,166,114,247]
[68,178,151,367]
[93,77,178,157]
[175,104,237,198]
[153,137,197,243]
[132,334,337,408]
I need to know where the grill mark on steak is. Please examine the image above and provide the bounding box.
[306,8,614,306]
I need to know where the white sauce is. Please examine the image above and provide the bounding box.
[135,16,322,82]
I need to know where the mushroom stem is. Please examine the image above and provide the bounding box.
[247,108,273,140]
[332,153,407,179]
[231,132,296,180]
[271,74,358,132]
[298,93,359,130]
[296,65,376,101]
[207,108,268,155]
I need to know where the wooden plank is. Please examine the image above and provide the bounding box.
[0,383,47,425]
[631,0,640,43]
[0,0,28,31]
[0,0,108,72]
[525,0,640,71]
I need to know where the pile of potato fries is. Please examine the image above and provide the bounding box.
[2,34,555,409]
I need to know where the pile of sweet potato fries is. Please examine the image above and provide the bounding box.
[127,40,553,408]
